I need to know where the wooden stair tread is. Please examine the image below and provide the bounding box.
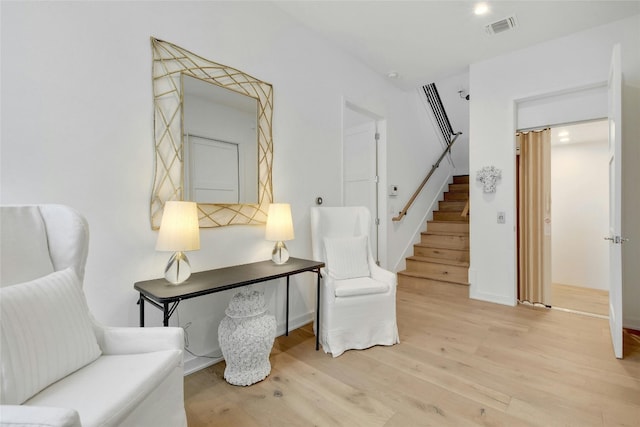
[428,222,469,226]
[433,210,468,214]
[444,193,469,200]
[447,183,469,192]
[427,220,470,236]
[452,175,470,184]
[427,219,469,227]
[435,217,469,221]
[438,201,468,211]
[421,230,469,237]
[406,255,469,267]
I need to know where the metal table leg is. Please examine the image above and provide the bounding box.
[286,276,290,336]
[138,293,145,327]
[163,302,169,326]
[316,269,321,351]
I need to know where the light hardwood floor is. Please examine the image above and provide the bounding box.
[184,283,640,426]
[552,283,609,316]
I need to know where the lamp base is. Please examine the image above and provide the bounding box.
[164,251,192,285]
[271,241,289,265]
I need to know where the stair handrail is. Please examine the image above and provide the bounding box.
[392,132,462,222]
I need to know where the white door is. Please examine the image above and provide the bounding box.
[186,135,240,203]
[344,121,379,261]
[606,44,623,359]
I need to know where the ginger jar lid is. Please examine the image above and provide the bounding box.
[225,289,267,318]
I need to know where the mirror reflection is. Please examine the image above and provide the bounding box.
[182,74,259,204]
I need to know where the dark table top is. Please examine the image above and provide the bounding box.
[134,257,324,302]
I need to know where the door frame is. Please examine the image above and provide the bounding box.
[342,99,388,268]
[513,70,623,358]
[606,44,623,358]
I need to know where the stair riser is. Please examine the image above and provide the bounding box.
[398,274,469,290]
[438,201,467,211]
[444,192,469,201]
[453,175,470,184]
[414,246,470,262]
[420,234,469,250]
[427,221,469,234]
[448,183,469,193]
[433,211,469,222]
[405,260,468,282]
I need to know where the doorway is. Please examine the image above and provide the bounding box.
[516,119,610,317]
[514,48,623,359]
[342,101,387,266]
[549,120,610,317]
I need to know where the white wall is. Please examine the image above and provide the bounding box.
[0,1,442,371]
[386,90,456,271]
[469,15,640,328]
[551,140,609,290]
[386,71,471,272]
[517,85,607,130]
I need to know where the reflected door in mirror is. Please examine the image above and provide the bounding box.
[182,74,259,204]
[186,136,240,203]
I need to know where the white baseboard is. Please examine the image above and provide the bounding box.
[469,287,517,307]
[624,316,640,331]
[183,351,223,376]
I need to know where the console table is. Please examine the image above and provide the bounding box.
[134,257,324,350]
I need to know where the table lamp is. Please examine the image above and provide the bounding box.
[156,201,200,284]
[265,203,294,265]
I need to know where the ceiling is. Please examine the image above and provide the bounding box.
[551,119,608,146]
[274,1,640,90]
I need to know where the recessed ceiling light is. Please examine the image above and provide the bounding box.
[474,2,490,16]
[560,137,570,143]
[558,131,569,137]
[387,71,399,79]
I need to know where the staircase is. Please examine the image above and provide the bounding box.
[398,175,470,289]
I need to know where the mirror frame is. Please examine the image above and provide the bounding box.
[150,37,273,229]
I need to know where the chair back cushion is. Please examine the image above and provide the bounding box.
[0,206,55,287]
[0,267,101,404]
[310,207,372,265]
[323,236,370,279]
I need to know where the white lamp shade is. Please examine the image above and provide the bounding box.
[156,201,201,251]
[265,203,294,242]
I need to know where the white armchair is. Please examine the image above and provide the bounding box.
[310,206,399,357]
[0,205,187,427]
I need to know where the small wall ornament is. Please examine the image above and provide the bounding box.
[477,166,502,193]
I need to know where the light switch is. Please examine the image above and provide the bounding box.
[497,211,506,224]
[389,185,398,196]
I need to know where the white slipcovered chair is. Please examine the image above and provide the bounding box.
[310,206,399,357]
[0,205,187,427]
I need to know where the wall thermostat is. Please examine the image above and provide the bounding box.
[389,185,398,197]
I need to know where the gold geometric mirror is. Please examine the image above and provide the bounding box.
[150,37,273,229]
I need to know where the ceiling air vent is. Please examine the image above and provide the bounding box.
[485,15,518,35]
